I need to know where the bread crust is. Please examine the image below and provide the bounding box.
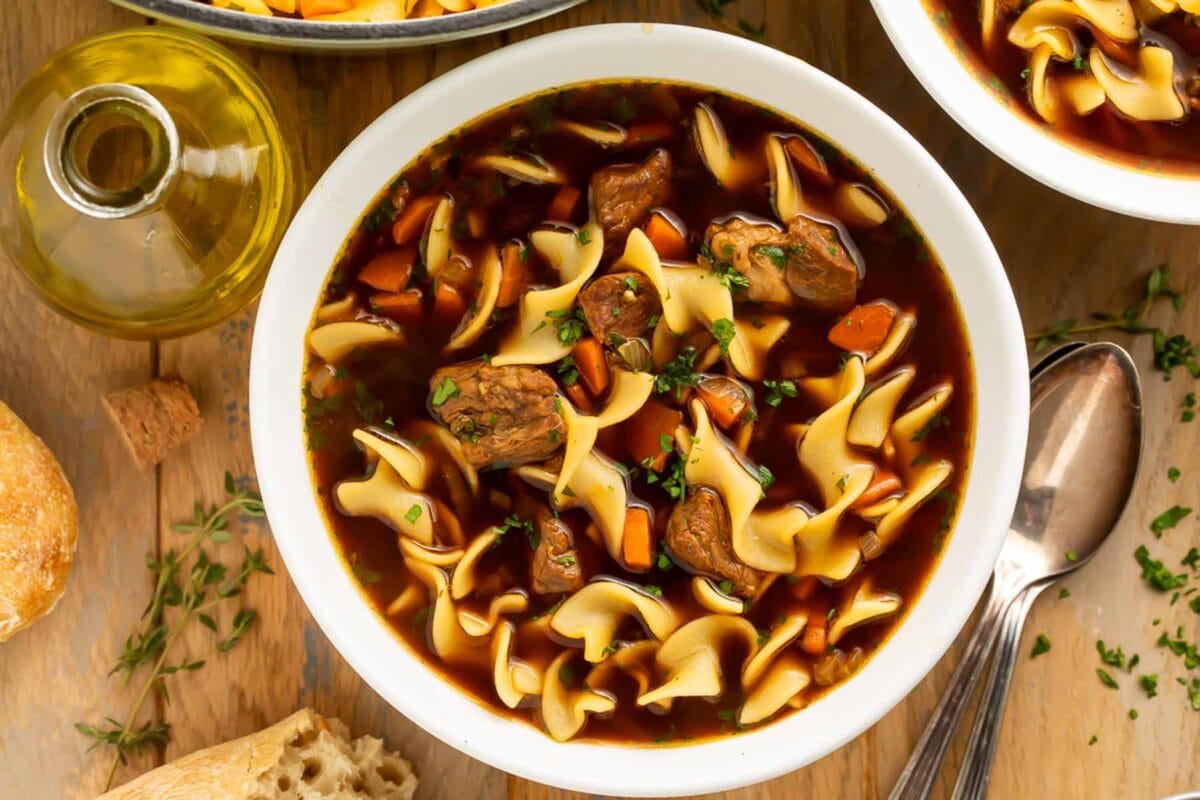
[0,400,78,642]
[97,709,417,800]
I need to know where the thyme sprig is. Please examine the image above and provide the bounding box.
[76,473,272,791]
[695,0,766,41]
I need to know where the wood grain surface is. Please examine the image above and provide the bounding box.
[1,1,1198,798]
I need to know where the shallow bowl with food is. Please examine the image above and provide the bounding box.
[250,22,1027,796]
[870,0,1200,223]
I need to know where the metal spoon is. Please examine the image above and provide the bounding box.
[889,341,1142,800]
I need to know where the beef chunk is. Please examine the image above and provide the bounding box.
[665,486,763,599]
[703,217,793,304]
[530,510,583,595]
[428,361,565,469]
[784,216,859,314]
[577,272,662,343]
[590,149,672,248]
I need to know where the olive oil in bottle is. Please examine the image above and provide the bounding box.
[0,28,298,339]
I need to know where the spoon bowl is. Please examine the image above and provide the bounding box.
[1001,341,1143,581]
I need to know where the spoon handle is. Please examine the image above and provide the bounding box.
[950,583,1046,800]
[887,575,1020,800]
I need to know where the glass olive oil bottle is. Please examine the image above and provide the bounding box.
[0,28,298,339]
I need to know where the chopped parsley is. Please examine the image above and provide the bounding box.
[910,413,950,442]
[1096,640,1136,671]
[576,228,592,245]
[556,355,579,386]
[656,546,674,572]
[1096,668,1120,689]
[659,433,675,453]
[644,453,687,501]
[707,253,750,293]
[1066,549,1079,562]
[1168,467,1182,483]
[654,347,700,398]
[1059,587,1071,599]
[404,504,423,524]
[431,376,459,406]
[554,553,577,566]
[1151,505,1192,537]
[546,307,588,346]
[490,514,537,549]
[757,465,775,491]
[643,584,664,597]
[1135,545,1188,591]
[712,318,736,356]
[754,244,788,270]
[1184,548,1200,570]
[717,579,736,596]
[1183,393,1196,423]
[1089,735,1098,746]
[1139,674,1159,698]
[762,379,797,407]
[1156,628,1199,670]
[623,276,639,293]
[1031,633,1052,658]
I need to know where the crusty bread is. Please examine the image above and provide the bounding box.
[97,708,418,800]
[0,400,78,642]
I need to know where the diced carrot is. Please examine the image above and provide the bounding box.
[851,469,903,510]
[572,337,609,397]
[357,246,416,293]
[466,207,487,239]
[800,614,828,655]
[299,0,351,16]
[369,288,424,324]
[622,507,654,571]
[546,186,582,223]
[626,122,675,146]
[627,399,683,472]
[827,301,898,356]
[643,211,689,261]
[563,380,595,414]
[788,576,820,601]
[391,195,440,246]
[497,241,528,309]
[784,136,835,187]
[432,281,467,320]
[695,376,750,429]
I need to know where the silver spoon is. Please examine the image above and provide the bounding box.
[889,341,1142,800]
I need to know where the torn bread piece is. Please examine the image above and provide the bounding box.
[97,708,418,800]
[102,377,203,470]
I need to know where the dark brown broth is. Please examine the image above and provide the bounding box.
[928,0,1200,172]
[305,81,975,745]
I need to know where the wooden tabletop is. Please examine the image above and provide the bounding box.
[3,1,1198,798]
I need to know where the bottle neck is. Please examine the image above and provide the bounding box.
[44,83,179,220]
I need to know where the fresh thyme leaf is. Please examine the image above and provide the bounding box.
[78,474,271,791]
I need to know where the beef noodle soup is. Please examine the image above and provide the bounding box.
[304,81,974,744]
[932,0,1200,169]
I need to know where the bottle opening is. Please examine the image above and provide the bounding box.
[44,84,179,220]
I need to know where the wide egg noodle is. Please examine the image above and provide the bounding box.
[334,460,434,545]
[848,367,916,450]
[492,620,543,709]
[423,194,455,279]
[445,245,502,352]
[307,319,404,363]
[827,577,902,645]
[549,578,678,662]
[405,557,487,666]
[800,312,914,410]
[739,652,812,726]
[796,356,874,552]
[457,591,529,637]
[491,222,603,367]
[766,133,805,223]
[637,615,757,708]
[692,576,746,614]
[540,651,617,742]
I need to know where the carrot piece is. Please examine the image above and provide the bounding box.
[497,241,528,309]
[694,376,749,429]
[622,507,654,571]
[572,337,609,396]
[563,380,595,414]
[391,195,440,246]
[643,212,689,260]
[627,399,683,472]
[369,288,424,324]
[299,0,351,16]
[546,186,582,223]
[357,246,416,293]
[852,469,903,510]
[784,136,835,187]
[626,122,675,146]
[827,301,898,356]
[433,281,467,320]
[800,614,828,655]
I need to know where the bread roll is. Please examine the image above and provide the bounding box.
[0,400,78,642]
[97,708,418,800]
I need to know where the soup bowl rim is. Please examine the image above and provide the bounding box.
[868,0,1200,224]
[249,22,1028,797]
